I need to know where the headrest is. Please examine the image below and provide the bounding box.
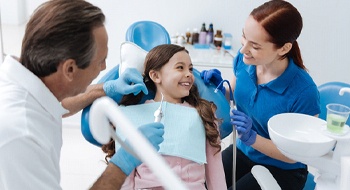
[119,41,148,76]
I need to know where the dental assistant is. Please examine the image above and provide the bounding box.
[201,1,320,189]
[0,1,163,189]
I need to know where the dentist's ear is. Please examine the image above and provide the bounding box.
[61,59,77,81]
[149,70,161,84]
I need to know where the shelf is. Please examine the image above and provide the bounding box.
[183,44,234,68]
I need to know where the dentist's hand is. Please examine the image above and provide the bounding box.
[103,68,148,102]
[109,122,164,175]
[231,110,257,146]
[200,69,225,95]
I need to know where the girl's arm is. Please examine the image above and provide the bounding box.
[204,140,227,190]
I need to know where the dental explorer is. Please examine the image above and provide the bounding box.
[154,92,164,122]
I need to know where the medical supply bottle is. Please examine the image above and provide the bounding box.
[198,23,207,44]
[186,28,191,44]
[206,23,214,44]
[191,28,199,45]
[214,29,223,48]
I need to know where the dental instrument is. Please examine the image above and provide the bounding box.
[215,79,237,190]
[89,96,189,190]
[154,92,164,122]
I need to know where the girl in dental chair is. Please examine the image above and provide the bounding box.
[102,44,227,190]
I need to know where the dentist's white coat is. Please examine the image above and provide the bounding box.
[0,55,67,190]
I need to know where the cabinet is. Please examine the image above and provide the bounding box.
[183,44,234,81]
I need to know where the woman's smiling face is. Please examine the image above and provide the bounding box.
[240,15,282,66]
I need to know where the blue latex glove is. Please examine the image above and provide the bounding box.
[109,122,164,175]
[231,110,257,146]
[103,68,148,102]
[200,69,225,95]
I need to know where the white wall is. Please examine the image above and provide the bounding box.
[92,0,350,86]
[12,0,349,85]
[1,0,350,125]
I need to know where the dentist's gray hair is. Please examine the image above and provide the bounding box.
[20,0,105,77]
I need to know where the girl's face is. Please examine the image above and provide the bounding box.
[151,51,194,104]
[240,16,284,66]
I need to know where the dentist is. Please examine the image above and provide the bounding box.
[0,0,163,189]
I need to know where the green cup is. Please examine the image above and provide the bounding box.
[326,103,350,134]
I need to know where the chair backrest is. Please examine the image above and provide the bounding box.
[125,20,171,51]
[318,81,350,125]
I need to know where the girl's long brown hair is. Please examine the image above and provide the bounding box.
[102,44,221,161]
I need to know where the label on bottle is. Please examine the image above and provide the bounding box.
[214,36,223,47]
[214,37,223,41]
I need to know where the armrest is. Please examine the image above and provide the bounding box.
[251,165,281,190]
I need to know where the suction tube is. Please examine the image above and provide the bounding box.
[215,80,237,190]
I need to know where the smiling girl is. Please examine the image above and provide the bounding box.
[102,44,226,190]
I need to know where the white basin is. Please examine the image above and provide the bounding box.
[268,113,336,159]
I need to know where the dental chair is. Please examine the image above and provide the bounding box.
[81,20,172,146]
[318,81,350,125]
[125,20,171,51]
[81,21,231,146]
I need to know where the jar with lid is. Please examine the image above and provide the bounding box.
[214,29,223,48]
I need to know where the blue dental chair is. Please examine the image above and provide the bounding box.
[125,20,171,52]
[318,81,350,125]
[80,21,231,146]
[81,21,172,146]
[302,81,350,190]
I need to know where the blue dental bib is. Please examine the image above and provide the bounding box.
[117,102,206,164]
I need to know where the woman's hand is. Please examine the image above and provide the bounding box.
[231,110,257,146]
[200,69,225,95]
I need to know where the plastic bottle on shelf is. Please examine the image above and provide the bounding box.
[191,28,199,45]
[206,23,214,44]
[198,23,207,44]
[223,33,232,50]
[214,29,223,48]
[177,33,185,45]
[185,28,191,44]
